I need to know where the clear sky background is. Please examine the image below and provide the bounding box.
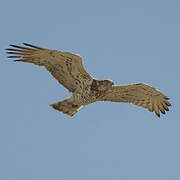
[1,0,180,180]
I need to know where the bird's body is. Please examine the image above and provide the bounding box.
[6,43,171,117]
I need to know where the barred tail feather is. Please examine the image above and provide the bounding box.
[50,98,83,117]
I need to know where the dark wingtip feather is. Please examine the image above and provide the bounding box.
[7,52,20,54]
[9,44,21,48]
[160,109,166,115]
[166,101,171,106]
[6,51,30,55]
[155,111,160,118]
[13,60,22,62]
[8,55,22,58]
[165,96,170,100]
[23,43,43,49]
[6,48,27,52]
[9,44,32,50]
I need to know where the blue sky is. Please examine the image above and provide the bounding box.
[1,0,180,179]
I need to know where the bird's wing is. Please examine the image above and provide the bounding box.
[99,83,171,117]
[6,43,93,93]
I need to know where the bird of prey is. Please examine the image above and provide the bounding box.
[6,43,171,117]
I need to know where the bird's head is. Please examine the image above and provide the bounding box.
[96,79,114,91]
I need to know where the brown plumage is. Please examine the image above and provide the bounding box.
[6,43,171,117]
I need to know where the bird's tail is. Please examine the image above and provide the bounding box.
[50,98,83,117]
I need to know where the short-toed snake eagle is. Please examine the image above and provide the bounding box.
[6,43,171,117]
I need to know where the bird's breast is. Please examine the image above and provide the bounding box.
[73,88,101,105]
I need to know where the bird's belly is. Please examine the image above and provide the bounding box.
[73,93,97,105]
